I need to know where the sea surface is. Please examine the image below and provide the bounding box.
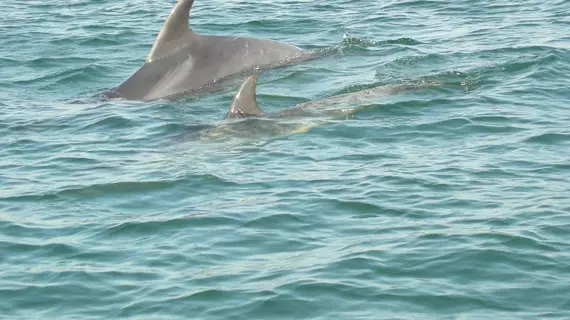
[1,0,570,319]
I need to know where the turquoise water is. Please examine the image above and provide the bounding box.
[2,0,570,318]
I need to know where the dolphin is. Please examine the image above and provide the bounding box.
[108,0,310,101]
[225,75,422,119]
[195,75,432,140]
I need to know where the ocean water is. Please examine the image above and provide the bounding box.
[1,0,570,318]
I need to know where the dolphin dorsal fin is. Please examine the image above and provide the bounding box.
[147,0,196,63]
[226,75,264,119]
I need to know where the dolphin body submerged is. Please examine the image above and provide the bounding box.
[225,75,418,119]
[108,0,308,101]
[197,75,429,140]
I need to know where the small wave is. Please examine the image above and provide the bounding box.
[414,70,481,88]
[0,240,78,256]
[390,53,447,66]
[0,57,20,67]
[342,36,422,47]
[243,213,305,228]
[101,214,238,239]
[384,38,423,46]
[12,65,109,87]
[378,45,564,92]
[78,36,120,46]
[80,114,137,131]
[1,180,176,202]
[462,123,526,134]
[476,45,564,56]
[57,180,183,198]
[468,115,517,124]
[524,132,570,145]
[24,56,97,67]
[0,171,244,203]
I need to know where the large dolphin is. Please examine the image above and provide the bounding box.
[108,0,309,101]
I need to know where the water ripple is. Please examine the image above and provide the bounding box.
[1,0,570,319]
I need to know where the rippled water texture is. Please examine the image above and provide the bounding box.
[1,0,570,319]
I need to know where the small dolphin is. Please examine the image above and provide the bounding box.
[197,75,430,140]
[109,0,310,101]
[225,75,420,119]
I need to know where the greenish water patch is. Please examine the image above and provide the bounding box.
[1,0,570,319]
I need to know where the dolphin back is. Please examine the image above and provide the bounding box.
[110,0,305,100]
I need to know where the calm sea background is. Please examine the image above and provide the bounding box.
[1,0,570,319]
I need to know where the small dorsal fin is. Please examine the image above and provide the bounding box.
[226,75,264,119]
[147,0,196,63]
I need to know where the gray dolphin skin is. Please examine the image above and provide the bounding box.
[109,0,307,101]
[194,75,429,139]
[226,75,417,119]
